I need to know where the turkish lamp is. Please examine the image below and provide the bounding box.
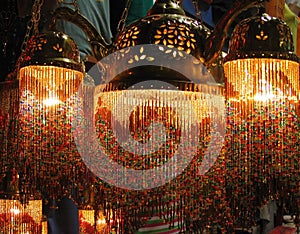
[224,12,300,118]
[19,31,84,106]
[223,12,300,226]
[0,199,43,233]
[0,168,43,233]
[79,209,96,233]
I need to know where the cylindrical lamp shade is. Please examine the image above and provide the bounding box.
[79,209,96,234]
[0,199,42,233]
[224,13,300,228]
[18,76,92,202]
[19,31,84,106]
[92,85,228,232]
[19,65,83,106]
[225,58,300,118]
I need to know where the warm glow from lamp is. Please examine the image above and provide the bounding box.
[96,211,108,233]
[0,199,43,233]
[19,65,83,106]
[224,12,300,228]
[42,98,63,106]
[42,219,48,234]
[224,58,300,117]
[10,207,20,215]
[79,209,96,233]
[18,31,84,106]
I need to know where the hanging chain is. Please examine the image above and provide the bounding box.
[32,0,44,35]
[13,0,44,78]
[115,0,133,37]
[192,0,203,23]
[21,0,44,53]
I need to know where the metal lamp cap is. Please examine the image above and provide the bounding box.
[225,13,299,62]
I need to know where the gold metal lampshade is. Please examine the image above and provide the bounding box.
[113,0,263,67]
[19,31,84,106]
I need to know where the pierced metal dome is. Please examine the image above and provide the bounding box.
[225,13,299,62]
[113,0,210,62]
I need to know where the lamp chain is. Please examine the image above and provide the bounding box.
[192,0,203,23]
[14,0,44,79]
[115,0,133,38]
[32,0,44,36]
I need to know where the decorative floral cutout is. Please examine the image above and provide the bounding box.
[29,36,47,52]
[53,43,63,53]
[256,30,268,41]
[127,46,155,64]
[153,22,196,54]
[116,25,141,49]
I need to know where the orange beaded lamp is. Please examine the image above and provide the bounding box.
[19,31,84,106]
[224,11,300,228]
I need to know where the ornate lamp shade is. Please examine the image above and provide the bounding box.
[224,13,300,228]
[85,33,227,233]
[19,31,84,106]
[114,1,208,61]
[0,199,43,233]
[17,31,93,204]
[224,13,299,112]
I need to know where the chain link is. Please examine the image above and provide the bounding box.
[192,0,203,23]
[14,0,44,78]
[32,0,44,35]
[116,0,133,38]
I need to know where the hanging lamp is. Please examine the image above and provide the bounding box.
[223,10,300,228]
[0,167,43,234]
[16,0,94,208]
[18,31,84,106]
[69,0,264,232]
[16,0,85,107]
